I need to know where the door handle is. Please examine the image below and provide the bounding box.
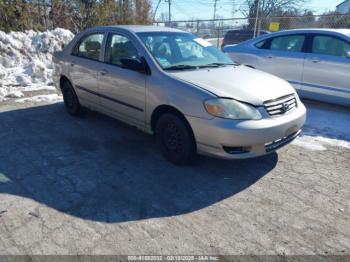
[70,61,75,66]
[266,54,273,59]
[99,69,108,76]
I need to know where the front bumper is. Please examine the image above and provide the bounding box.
[186,103,306,159]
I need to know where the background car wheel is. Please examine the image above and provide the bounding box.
[155,112,196,165]
[61,80,83,116]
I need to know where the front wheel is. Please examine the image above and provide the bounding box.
[155,113,196,165]
[61,80,83,116]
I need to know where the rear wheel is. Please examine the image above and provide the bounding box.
[61,80,83,116]
[155,113,196,165]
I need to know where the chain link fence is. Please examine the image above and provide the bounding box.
[155,13,350,48]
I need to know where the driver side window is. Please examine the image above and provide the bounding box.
[105,33,139,66]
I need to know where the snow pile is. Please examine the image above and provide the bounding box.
[15,93,62,104]
[0,28,74,101]
[292,103,350,151]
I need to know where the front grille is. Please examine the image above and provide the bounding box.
[264,94,297,116]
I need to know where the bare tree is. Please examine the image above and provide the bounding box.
[134,0,152,24]
[49,0,75,30]
[243,0,306,18]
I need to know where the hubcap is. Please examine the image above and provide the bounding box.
[163,122,182,152]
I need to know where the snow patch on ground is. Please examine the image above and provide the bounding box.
[15,93,62,104]
[292,103,350,151]
[0,28,74,100]
[293,135,350,151]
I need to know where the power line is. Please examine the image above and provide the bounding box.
[152,0,335,21]
[162,0,171,23]
[171,1,193,18]
[152,0,251,21]
[152,0,172,23]
[153,0,162,21]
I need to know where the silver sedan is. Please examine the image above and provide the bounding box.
[53,25,306,165]
[223,29,350,107]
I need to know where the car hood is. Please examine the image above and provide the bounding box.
[169,65,296,106]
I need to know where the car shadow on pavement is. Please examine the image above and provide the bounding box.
[0,103,278,223]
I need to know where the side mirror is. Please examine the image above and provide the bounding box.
[346,51,350,58]
[120,58,144,72]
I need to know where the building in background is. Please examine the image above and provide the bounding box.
[336,0,350,14]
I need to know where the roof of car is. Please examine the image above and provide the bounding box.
[336,0,350,8]
[278,28,350,36]
[92,25,186,33]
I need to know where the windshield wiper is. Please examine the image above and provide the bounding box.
[198,62,236,68]
[164,65,197,70]
[164,62,237,70]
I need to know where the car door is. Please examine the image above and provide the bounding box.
[98,32,146,126]
[254,34,307,91]
[302,34,350,104]
[69,32,106,107]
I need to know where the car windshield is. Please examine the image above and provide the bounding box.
[137,32,234,70]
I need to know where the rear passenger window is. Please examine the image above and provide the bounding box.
[74,33,104,61]
[270,35,305,52]
[312,35,350,57]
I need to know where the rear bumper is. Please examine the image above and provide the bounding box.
[186,102,306,159]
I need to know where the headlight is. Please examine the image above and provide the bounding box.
[204,98,262,120]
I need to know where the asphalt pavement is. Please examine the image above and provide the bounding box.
[0,99,349,255]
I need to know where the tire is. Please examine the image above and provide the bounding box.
[61,80,83,116]
[155,112,196,165]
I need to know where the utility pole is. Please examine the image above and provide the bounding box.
[213,0,218,21]
[166,0,171,25]
[213,0,219,47]
[120,0,125,22]
[253,0,260,38]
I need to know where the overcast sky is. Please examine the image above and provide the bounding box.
[152,0,340,21]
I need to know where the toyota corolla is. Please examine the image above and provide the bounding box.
[53,25,306,165]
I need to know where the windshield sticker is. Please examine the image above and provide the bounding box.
[194,38,212,47]
[156,57,170,67]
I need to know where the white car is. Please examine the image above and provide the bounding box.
[224,29,350,106]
